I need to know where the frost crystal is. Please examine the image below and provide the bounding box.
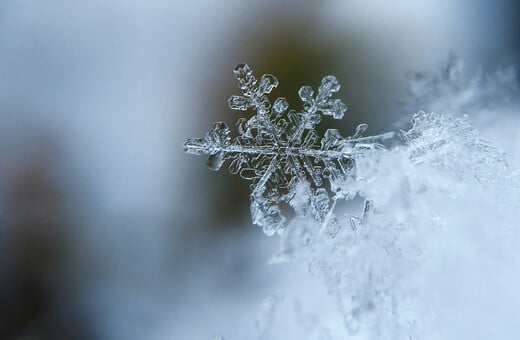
[184,61,520,339]
[184,64,395,235]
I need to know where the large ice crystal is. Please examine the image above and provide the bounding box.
[185,62,520,339]
[184,64,394,235]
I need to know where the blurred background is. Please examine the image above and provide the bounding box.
[0,1,518,339]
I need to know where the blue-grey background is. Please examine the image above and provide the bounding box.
[0,1,518,338]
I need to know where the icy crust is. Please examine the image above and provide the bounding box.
[274,111,520,339]
[184,64,394,236]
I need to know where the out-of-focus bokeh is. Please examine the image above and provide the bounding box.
[0,1,518,338]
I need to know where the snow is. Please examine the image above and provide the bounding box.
[185,61,520,339]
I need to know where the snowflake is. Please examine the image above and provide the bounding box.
[184,61,520,339]
[184,64,394,235]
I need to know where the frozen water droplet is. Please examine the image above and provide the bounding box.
[207,152,225,171]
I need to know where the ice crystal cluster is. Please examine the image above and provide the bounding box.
[184,64,394,236]
[272,110,520,339]
[185,62,520,339]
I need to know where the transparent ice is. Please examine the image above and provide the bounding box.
[184,64,394,236]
